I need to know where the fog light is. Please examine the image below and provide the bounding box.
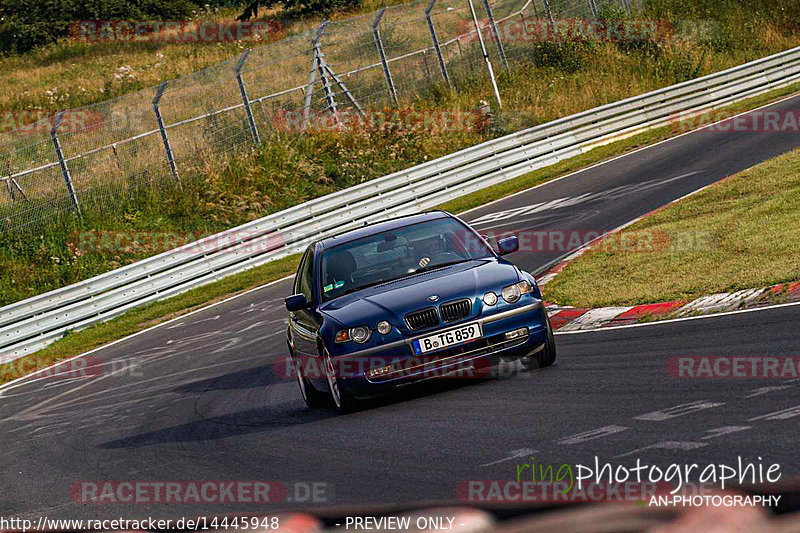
[367,364,393,379]
[505,327,529,340]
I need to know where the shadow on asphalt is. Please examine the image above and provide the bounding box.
[99,375,503,449]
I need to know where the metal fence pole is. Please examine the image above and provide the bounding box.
[236,49,261,147]
[588,0,599,17]
[50,111,82,217]
[542,0,555,33]
[481,0,509,73]
[312,23,340,128]
[301,28,321,132]
[425,0,451,88]
[467,0,502,110]
[373,8,399,106]
[152,82,180,185]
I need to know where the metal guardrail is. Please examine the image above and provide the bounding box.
[1,45,799,362]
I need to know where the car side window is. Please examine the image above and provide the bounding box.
[297,247,315,303]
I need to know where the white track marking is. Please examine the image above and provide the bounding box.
[701,426,752,440]
[634,401,725,421]
[556,425,629,445]
[746,386,794,398]
[614,441,708,458]
[748,405,800,421]
[479,448,538,467]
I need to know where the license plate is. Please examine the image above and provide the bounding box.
[412,322,482,354]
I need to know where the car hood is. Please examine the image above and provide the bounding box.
[318,258,520,328]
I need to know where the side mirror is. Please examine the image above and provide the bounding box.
[285,293,309,312]
[497,235,519,256]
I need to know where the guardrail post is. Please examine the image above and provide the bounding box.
[588,0,599,17]
[236,49,261,147]
[467,0,502,110]
[542,0,555,33]
[373,8,399,106]
[425,0,452,88]
[153,82,181,185]
[481,0,509,73]
[50,111,82,218]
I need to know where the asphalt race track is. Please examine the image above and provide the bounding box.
[2,95,800,520]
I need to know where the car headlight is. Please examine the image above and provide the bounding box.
[483,291,498,306]
[501,280,533,304]
[377,321,392,335]
[349,326,372,343]
[335,325,372,344]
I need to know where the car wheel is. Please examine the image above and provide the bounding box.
[291,351,327,408]
[323,347,357,413]
[525,317,557,370]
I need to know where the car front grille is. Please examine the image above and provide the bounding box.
[440,299,471,322]
[405,307,439,331]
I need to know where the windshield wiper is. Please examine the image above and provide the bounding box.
[414,258,471,274]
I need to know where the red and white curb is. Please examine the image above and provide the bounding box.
[545,281,800,332]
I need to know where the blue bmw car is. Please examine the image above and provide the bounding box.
[284,211,556,412]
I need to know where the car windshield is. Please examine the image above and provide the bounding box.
[320,217,494,301]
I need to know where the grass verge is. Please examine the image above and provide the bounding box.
[2,81,799,385]
[543,145,800,308]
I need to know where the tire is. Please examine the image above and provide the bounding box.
[323,347,358,413]
[525,317,557,370]
[291,351,327,408]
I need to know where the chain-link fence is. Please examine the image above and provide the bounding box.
[0,0,636,233]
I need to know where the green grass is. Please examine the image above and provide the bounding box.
[3,80,799,385]
[544,145,800,309]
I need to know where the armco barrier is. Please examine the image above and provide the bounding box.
[1,46,799,362]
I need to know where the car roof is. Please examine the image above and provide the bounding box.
[317,211,452,250]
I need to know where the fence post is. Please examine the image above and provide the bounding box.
[236,49,261,147]
[373,8,399,106]
[312,22,340,128]
[425,0,451,88]
[481,0,509,73]
[153,82,181,185]
[467,0,502,111]
[588,0,599,17]
[50,111,82,217]
[542,0,555,33]
[301,27,321,132]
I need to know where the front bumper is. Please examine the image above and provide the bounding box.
[332,300,549,399]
